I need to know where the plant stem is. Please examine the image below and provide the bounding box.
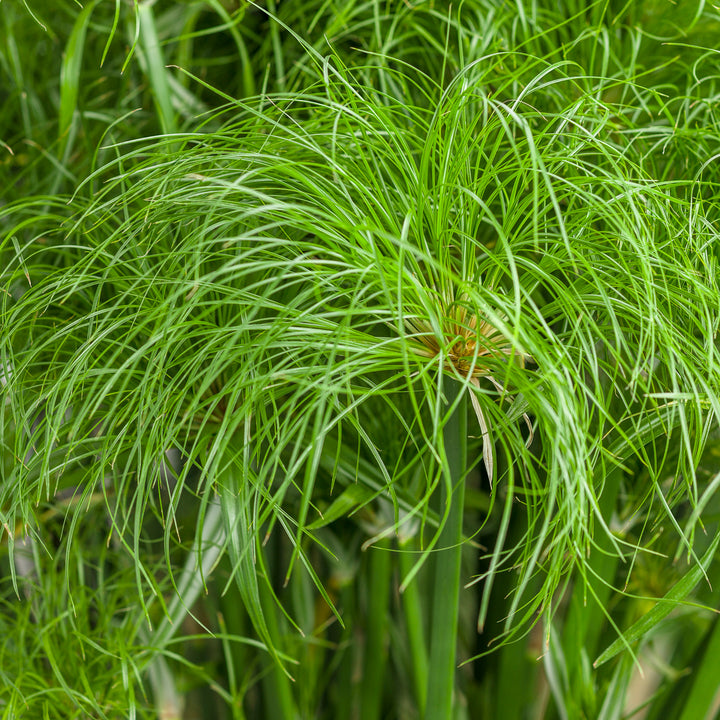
[424,380,467,720]
[677,610,720,720]
[400,540,429,713]
[259,576,298,720]
[360,537,392,720]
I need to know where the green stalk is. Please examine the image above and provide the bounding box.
[137,2,177,136]
[259,578,298,720]
[676,612,720,720]
[334,584,358,718]
[360,538,392,720]
[399,540,429,713]
[266,0,286,92]
[562,465,623,659]
[424,380,467,720]
[560,464,623,714]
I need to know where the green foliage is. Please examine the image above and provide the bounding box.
[1,1,720,718]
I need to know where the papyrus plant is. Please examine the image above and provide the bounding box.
[1,8,719,716]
